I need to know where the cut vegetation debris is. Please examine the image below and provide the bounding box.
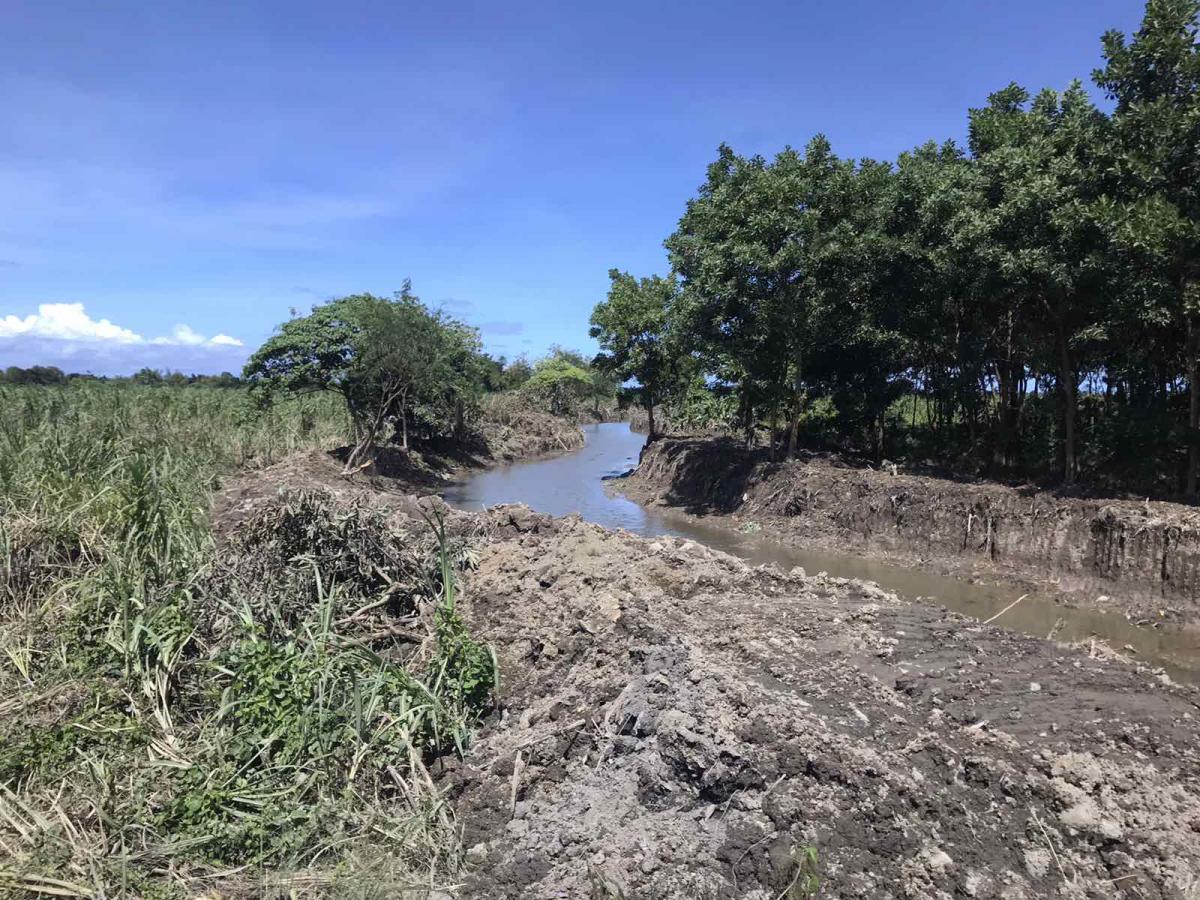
[0,384,499,896]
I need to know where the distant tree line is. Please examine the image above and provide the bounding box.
[0,365,244,387]
[591,0,1200,497]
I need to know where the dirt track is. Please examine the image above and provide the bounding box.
[448,507,1200,899]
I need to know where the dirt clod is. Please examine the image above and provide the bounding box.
[447,507,1200,899]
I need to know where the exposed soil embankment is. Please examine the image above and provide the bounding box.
[450,508,1200,898]
[624,437,1200,623]
[202,454,1200,898]
[477,406,587,462]
[212,408,582,530]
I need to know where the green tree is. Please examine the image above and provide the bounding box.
[522,355,595,417]
[244,285,445,470]
[968,82,1115,484]
[667,140,833,451]
[804,156,910,462]
[1095,0,1200,492]
[890,141,995,463]
[132,367,163,386]
[425,316,488,442]
[500,356,534,391]
[590,269,677,437]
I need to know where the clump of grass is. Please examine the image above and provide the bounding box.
[0,384,496,896]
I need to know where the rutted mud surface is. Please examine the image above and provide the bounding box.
[624,437,1200,625]
[450,508,1200,899]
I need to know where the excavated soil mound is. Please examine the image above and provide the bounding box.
[449,509,1200,899]
[210,410,583,533]
[625,437,1200,623]
[477,405,587,462]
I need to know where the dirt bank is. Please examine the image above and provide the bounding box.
[201,453,1200,898]
[448,507,1200,899]
[622,436,1200,625]
[211,408,583,531]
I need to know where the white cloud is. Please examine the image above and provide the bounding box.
[0,303,141,343]
[151,324,208,346]
[0,302,241,349]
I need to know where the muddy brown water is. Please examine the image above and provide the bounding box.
[443,422,1200,683]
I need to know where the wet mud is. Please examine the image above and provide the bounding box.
[447,508,1200,898]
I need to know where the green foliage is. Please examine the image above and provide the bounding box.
[607,0,1200,494]
[244,283,492,465]
[0,709,150,785]
[0,384,495,892]
[0,365,68,386]
[522,350,610,417]
[590,270,679,434]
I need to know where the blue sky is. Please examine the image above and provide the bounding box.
[1,0,1142,375]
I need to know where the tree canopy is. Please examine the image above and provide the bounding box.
[595,0,1200,496]
[589,269,677,437]
[244,285,491,470]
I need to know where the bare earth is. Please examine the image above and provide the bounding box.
[622,436,1200,626]
[217,450,1200,899]
[449,507,1200,899]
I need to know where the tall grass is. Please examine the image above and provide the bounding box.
[0,384,495,898]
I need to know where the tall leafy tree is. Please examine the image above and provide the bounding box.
[521,354,596,417]
[590,269,677,437]
[890,142,994,461]
[245,286,448,470]
[666,138,836,452]
[1096,0,1200,491]
[805,156,910,461]
[969,83,1114,484]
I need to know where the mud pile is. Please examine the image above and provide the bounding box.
[478,397,587,462]
[625,437,1200,622]
[449,508,1200,898]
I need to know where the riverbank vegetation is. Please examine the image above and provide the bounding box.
[0,288,623,893]
[0,383,503,895]
[0,280,620,893]
[596,0,1200,497]
[244,284,616,472]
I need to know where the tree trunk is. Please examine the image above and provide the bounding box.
[786,350,804,458]
[1187,310,1200,496]
[646,400,656,440]
[994,363,1010,472]
[742,377,755,449]
[1057,331,1077,486]
[768,402,779,462]
[400,399,409,451]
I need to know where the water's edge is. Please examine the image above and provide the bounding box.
[444,423,1200,683]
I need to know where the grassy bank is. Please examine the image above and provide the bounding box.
[0,384,496,897]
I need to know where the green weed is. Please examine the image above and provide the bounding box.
[0,384,493,896]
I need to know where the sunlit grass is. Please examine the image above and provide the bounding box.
[0,384,495,897]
